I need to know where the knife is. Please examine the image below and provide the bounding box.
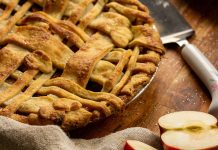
[140,0,218,117]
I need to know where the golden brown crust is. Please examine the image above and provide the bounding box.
[69,0,94,24]
[18,96,55,114]
[62,33,114,87]
[0,0,165,130]
[28,113,54,125]
[53,98,82,112]
[120,73,150,96]
[111,46,140,95]
[103,48,126,63]
[20,11,88,47]
[133,62,157,74]
[89,12,132,47]
[79,0,107,29]
[138,51,161,65]
[0,0,19,21]
[102,50,132,92]
[10,114,29,124]
[113,0,149,12]
[0,70,55,116]
[2,25,73,69]
[129,24,165,53]
[0,70,38,105]
[107,2,153,23]
[62,108,93,130]
[0,1,33,42]
[43,77,124,110]
[0,44,29,85]
[43,0,69,19]
[24,50,53,73]
[90,60,115,85]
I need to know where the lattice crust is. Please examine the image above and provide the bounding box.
[0,0,165,131]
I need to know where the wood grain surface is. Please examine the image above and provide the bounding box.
[71,0,218,138]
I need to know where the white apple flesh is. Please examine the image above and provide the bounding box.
[124,140,157,150]
[158,111,217,132]
[158,111,218,150]
[162,129,218,150]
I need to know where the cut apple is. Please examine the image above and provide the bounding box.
[158,111,218,150]
[162,129,218,150]
[158,111,217,132]
[124,140,157,150]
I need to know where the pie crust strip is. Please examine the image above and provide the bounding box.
[111,46,140,95]
[0,44,29,85]
[0,0,19,21]
[0,70,55,116]
[106,2,153,23]
[11,70,23,80]
[43,0,69,19]
[0,82,10,93]
[28,0,43,6]
[0,70,38,105]
[0,1,33,41]
[137,51,161,65]
[20,11,89,44]
[102,50,132,92]
[2,25,73,69]
[69,0,94,24]
[37,86,112,117]
[62,33,114,87]
[121,73,150,96]
[133,62,156,74]
[78,0,107,29]
[129,25,165,53]
[113,0,149,12]
[43,77,124,110]
[89,12,132,48]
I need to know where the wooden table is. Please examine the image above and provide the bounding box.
[72,0,218,138]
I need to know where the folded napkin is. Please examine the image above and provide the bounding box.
[0,116,162,150]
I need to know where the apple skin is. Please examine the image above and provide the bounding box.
[124,140,157,150]
[159,125,166,135]
[124,142,134,150]
[163,143,180,150]
[159,111,218,150]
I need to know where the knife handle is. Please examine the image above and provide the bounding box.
[181,42,218,116]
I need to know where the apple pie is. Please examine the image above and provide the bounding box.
[0,0,165,131]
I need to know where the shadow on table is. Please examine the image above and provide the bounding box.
[177,0,218,23]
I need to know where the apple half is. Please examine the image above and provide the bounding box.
[158,111,218,150]
[124,140,157,150]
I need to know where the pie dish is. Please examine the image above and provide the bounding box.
[0,0,165,131]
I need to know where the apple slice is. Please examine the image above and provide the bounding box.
[158,111,218,150]
[124,140,157,150]
[158,111,217,132]
[162,129,218,150]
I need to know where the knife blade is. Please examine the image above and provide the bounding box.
[140,0,218,117]
[141,0,194,44]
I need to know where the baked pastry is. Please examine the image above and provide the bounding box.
[0,0,165,131]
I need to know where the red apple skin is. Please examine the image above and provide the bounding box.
[163,143,182,150]
[159,124,167,135]
[124,140,157,150]
[124,141,134,150]
[204,146,218,150]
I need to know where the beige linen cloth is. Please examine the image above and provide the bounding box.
[0,116,162,150]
